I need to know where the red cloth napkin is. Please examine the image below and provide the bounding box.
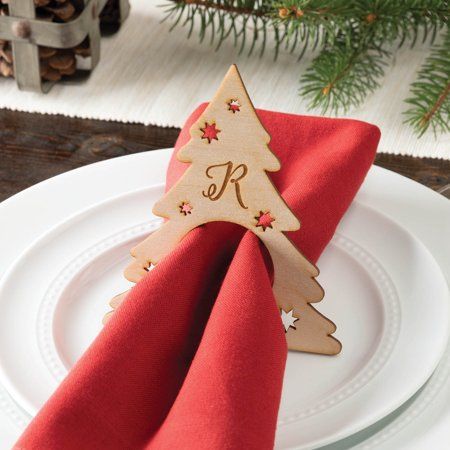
[16,106,380,450]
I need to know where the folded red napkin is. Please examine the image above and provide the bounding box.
[16,106,380,450]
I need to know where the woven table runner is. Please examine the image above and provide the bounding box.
[0,0,448,159]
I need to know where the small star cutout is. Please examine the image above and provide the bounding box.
[281,308,299,332]
[179,201,193,215]
[255,211,275,231]
[200,122,221,143]
[228,99,241,113]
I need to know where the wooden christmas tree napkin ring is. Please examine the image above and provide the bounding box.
[106,65,342,356]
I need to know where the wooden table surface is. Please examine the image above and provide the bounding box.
[1,109,449,202]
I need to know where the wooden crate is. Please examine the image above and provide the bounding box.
[0,0,130,92]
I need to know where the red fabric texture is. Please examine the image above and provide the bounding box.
[16,106,380,450]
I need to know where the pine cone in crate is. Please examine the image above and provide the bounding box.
[0,0,118,82]
[0,3,13,77]
[100,0,121,31]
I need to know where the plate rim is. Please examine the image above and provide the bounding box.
[29,212,402,425]
[0,179,448,450]
[0,149,449,450]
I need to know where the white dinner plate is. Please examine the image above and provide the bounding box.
[0,149,448,450]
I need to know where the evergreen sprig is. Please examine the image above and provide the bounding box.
[163,0,450,137]
[404,28,450,136]
[163,1,273,55]
[300,37,388,114]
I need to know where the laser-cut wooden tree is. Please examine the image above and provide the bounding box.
[107,65,341,355]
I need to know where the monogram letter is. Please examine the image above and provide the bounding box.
[202,161,248,209]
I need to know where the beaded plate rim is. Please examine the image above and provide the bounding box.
[35,221,401,425]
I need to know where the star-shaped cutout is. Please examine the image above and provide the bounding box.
[200,122,221,143]
[255,211,275,231]
[280,308,299,332]
[228,99,241,113]
[179,201,193,215]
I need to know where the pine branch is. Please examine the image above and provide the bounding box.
[163,0,273,54]
[300,33,388,114]
[168,0,268,16]
[404,27,450,136]
[163,0,450,137]
[165,0,449,52]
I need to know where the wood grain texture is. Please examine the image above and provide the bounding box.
[374,153,450,191]
[115,65,341,355]
[0,109,179,201]
[0,108,449,204]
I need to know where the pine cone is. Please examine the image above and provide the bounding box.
[100,0,121,26]
[0,3,13,77]
[0,0,118,82]
[36,0,85,81]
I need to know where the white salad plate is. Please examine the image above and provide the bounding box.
[0,148,449,450]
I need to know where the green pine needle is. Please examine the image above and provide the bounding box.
[163,0,450,137]
[300,38,388,114]
[404,28,450,137]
